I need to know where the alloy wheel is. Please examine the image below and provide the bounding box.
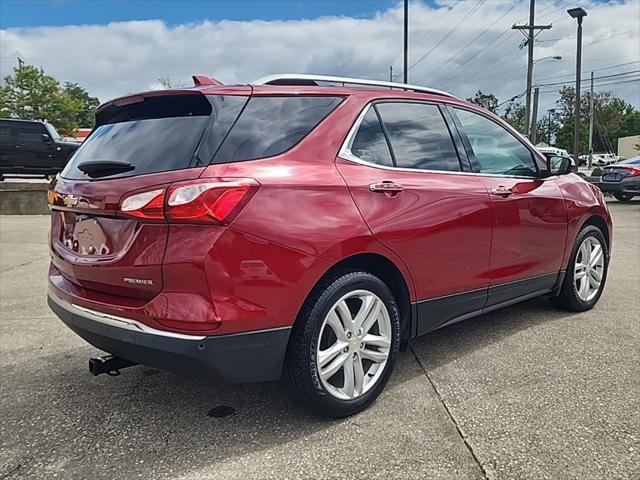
[316,290,392,400]
[574,236,605,302]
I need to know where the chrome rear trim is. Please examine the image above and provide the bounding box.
[48,290,206,340]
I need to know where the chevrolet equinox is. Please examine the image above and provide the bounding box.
[47,74,612,417]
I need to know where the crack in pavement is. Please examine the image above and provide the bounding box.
[0,254,50,274]
[410,344,490,480]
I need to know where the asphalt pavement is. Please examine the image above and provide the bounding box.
[0,200,638,479]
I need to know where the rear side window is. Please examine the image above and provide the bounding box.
[62,95,246,180]
[375,102,461,171]
[212,96,342,163]
[350,109,393,167]
[454,108,537,177]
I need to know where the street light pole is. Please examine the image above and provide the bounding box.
[568,7,587,164]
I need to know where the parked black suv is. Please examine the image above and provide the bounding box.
[0,119,80,180]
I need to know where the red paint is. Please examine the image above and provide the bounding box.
[336,158,492,299]
[48,83,612,338]
[477,176,567,285]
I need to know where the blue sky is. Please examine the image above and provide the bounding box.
[1,0,403,28]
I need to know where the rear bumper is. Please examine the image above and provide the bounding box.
[599,177,640,195]
[48,289,291,383]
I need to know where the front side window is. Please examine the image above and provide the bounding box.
[454,108,537,177]
[16,123,49,151]
[349,108,393,167]
[212,96,342,163]
[375,102,461,171]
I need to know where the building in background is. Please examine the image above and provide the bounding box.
[62,128,92,144]
[618,135,640,159]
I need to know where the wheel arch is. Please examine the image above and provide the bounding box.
[581,213,611,249]
[299,252,414,346]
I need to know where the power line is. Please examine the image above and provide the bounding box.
[439,0,558,86]
[538,69,640,87]
[539,76,640,93]
[408,0,465,49]
[439,29,520,86]
[431,0,524,85]
[408,0,486,72]
[583,27,639,47]
[534,60,640,82]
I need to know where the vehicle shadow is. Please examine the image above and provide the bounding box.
[409,296,578,371]
[3,296,581,479]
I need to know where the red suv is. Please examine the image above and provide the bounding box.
[48,74,612,417]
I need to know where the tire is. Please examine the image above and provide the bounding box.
[283,271,400,418]
[613,193,634,202]
[551,225,608,312]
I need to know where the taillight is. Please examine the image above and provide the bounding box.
[120,189,166,220]
[623,166,640,177]
[166,178,258,224]
[118,178,258,224]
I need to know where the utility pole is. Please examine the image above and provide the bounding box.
[403,0,408,84]
[547,108,556,144]
[530,86,540,144]
[512,0,551,138]
[588,71,594,169]
[389,66,393,82]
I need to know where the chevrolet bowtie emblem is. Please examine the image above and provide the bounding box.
[62,195,79,207]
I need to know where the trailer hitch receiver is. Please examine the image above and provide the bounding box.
[89,355,137,376]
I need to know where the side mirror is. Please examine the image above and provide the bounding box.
[546,156,573,176]
[41,133,52,145]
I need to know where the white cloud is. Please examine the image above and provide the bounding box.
[1,0,638,115]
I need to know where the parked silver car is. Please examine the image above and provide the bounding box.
[598,156,640,201]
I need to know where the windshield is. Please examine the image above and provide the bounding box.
[45,123,61,140]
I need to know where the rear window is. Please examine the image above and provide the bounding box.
[376,102,461,172]
[212,96,343,164]
[62,95,247,180]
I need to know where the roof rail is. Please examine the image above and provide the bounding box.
[252,74,457,98]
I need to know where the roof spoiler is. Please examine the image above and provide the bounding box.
[192,75,223,87]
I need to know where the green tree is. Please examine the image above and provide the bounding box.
[0,63,99,135]
[552,86,640,155]
[63,82,100,128]
[501,100,527,133]
[467,90,499,113]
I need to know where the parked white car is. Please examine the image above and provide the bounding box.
[592,153,622,166]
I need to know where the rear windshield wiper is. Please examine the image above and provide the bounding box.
[77,160,134,176]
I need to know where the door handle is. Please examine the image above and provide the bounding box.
[491,185,513,197]
[369,181,404,193]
